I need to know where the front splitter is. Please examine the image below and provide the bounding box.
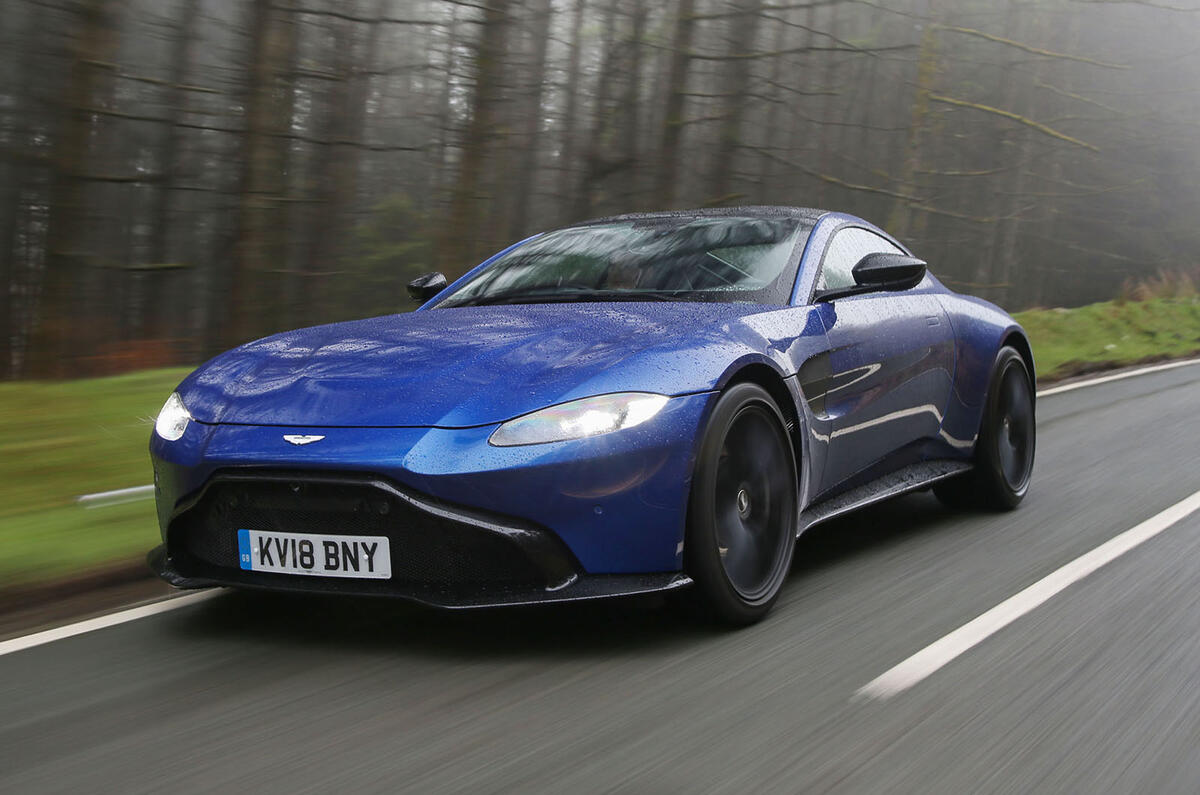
[148,545,692,609]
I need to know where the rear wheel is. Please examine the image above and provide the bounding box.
[684,383,797,625]
[935,346,1035,511]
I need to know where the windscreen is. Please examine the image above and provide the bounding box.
[436,216,810,308]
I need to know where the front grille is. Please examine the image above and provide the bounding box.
[168,475,551,587]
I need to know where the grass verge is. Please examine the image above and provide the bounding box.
[1015,296,1200,380]
[0,368,189,587]
[2,296,1199,589]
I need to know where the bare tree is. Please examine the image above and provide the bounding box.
[226,0,300,348]
[508,0,553,239]
[436,0,512,275]
[707,0,764,205]
[27,0,122,377]
[654,0,697,209]
[4,0,1200,377]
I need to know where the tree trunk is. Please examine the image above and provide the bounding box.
[572,0,619,221]
[431,3,461,202]
[0,1,40,378]
[993,4,1047,309]
[886,0,942,241]
[142,0,199,342]
[436,0,511,275]
[555,0,587,223]
[620,1,647,208]
[816,3,839,207]
[508,0,553,240]
[654,0,696,209]
[305,6,365,326]
[755,9,788,200]
[707,0,764,204]
[27,0,120,378]
[976,0,1027,303]
[226,0,299,349]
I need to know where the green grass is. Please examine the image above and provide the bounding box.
[0,368,190,587]
[2,296,1200,588]
[1015,297,1200,380]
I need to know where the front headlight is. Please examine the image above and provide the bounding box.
[155,392,192,441]
[489,392,669,447]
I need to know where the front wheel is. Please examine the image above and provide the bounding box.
[935,346,1035,511]
[684,383,798,625]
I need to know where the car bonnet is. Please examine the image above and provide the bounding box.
[177,302,781,428]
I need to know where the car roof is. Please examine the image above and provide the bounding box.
[567,206,830,228]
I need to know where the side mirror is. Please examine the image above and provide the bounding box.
[851,252,926,292]
[407,271,448,302]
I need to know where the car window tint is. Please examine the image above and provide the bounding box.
[816,227,904,292]
[438,217,812,307]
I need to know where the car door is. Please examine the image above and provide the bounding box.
[811,226,956,493]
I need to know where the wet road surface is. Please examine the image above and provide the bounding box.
[3,364,1200,793]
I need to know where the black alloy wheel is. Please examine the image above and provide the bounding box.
[935,346,1035,510]
[993,357,1035,495]
[685,382,798,625]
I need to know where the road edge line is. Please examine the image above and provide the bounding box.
[0,590,221,658]
[1036,357,1200,398]
[856,487,1200,701]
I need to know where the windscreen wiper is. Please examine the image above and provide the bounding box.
[586,290,692,302]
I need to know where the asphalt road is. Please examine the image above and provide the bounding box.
[3,363,1200,793]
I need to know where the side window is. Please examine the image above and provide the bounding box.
[816,227,904,292]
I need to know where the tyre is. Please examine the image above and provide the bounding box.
[684,383,798,625]
[935,346,1035,511]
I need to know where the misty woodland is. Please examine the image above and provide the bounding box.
[2,0,1199,378]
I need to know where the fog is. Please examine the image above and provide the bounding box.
[3,0,1200,377]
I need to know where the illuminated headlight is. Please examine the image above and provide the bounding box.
[155,392,192,441]
[489,393,669,447]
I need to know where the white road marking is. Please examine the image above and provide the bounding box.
[857,487,1200,700]
[1036,357,1200,398]
[0,590,221,658]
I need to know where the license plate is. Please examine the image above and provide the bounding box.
[237,529,391,579]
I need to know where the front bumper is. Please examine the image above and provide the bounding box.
[149,469,692,607]
[150,392,715,595]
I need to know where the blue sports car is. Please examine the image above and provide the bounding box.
[149,207,1035,624]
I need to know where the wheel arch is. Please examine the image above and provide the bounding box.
[721,362,808,498]
[1001,329,1036,397]
[682,366,804,622]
